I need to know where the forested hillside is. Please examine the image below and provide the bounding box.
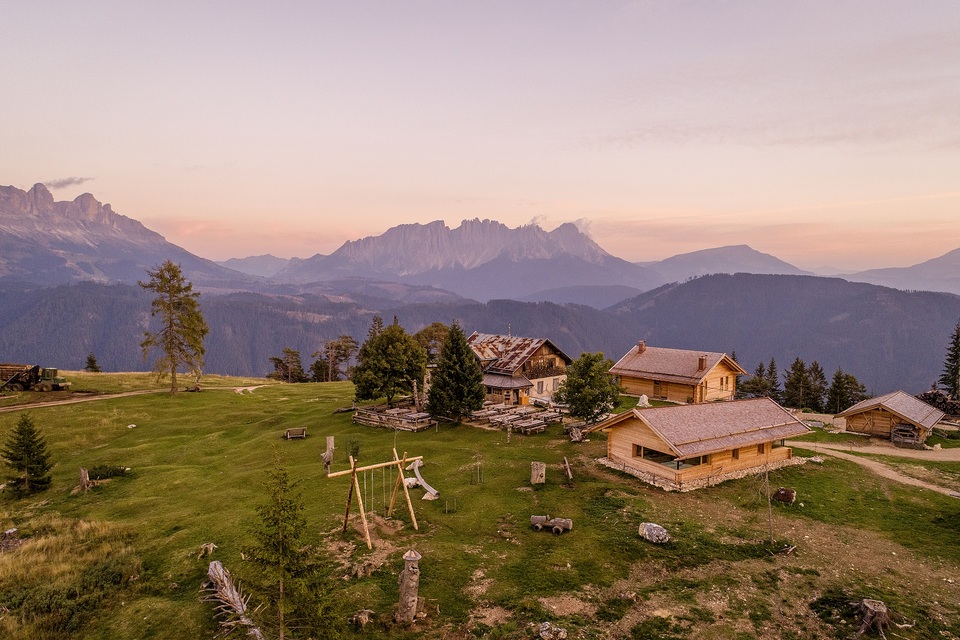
[2,275,958,392]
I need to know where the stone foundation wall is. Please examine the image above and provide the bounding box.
[596,456,808,492]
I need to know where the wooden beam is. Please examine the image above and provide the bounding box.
[394,448,419,531]
[352,460,372,550]
[327,456,424,478]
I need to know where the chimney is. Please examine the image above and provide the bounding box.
[698,355,707,371]
[637,340,646,354]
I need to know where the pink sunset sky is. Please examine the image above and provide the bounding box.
[3,1,959,272]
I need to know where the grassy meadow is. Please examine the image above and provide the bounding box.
[1,374,960,639]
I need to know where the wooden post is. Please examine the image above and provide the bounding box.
[531,461,546,485]
[394,449,419,530]
[341,457,357,535]
[563,456,573,481]
[326,435,335,454]
[353,461,372,550]
[395,549,422,623]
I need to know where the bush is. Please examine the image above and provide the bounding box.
[87,465,128,480]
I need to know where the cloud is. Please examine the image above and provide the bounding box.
[44,176,95,189]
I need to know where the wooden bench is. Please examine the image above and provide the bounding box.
[284,427,307,440]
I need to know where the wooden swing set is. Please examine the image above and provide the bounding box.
[326,448,422,549]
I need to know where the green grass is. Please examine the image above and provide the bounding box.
[1,378,959,638]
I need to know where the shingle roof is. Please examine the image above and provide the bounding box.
[609,343,747,385]
[467,333,572,375]
[481,372,532,389]
[587,397,810,459]
[837,390,945,432]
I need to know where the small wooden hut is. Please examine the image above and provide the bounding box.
[837,390,944,445]
[585,397,810,490]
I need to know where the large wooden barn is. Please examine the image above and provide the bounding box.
[608,341,747,403]
[466,333,573,405]
[585,398,810,491]
[837,390,944,445]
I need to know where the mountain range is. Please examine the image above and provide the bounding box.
[2,182,960,394]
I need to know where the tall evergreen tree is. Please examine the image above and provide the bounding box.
[426,322,484,422]
[939,319,960,400]
[739,361,769,398]
[781,357,810,409]
[1,413,53,496]
[765,357,782,403]
[807,361,828,412]
[553,352,623,424]
[84,352,102,373]
[826,368,870,414]
[353,319,427,405]
[138,261,209,393]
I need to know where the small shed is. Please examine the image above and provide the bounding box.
[585,397,810,490]
[837,391,944,445]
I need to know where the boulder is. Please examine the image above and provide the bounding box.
[638,522,671,544]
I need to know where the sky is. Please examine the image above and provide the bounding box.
[3,1,960,272]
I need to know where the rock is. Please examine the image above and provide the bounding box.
[934,443,943,450]
[404,477,420,489]
[637,394,650,407]
[350,609,375,629]
[639,522,671,544]
[809,456,824,464]
[538,621,568,639]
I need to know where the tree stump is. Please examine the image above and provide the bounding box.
[79,467,93,493]
[855,599,890,638]
[531,461,546,485]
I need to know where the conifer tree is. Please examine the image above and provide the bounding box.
[1,413,53,496]
[765,357,782,403]
[269,348,307,383]
[807,361,828,412]
[426,322,484,421]
[139,261,209,393]
[554,352,623,424]
[84,352,102,373]
[782,357,809,409]
[826,368,870,414]
[739,361,769,398]
[939,319,960,400]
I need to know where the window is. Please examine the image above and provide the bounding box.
[731,448,740,460]
[757,443,766,454]
[537,381,544,394]
[553,378,560,390]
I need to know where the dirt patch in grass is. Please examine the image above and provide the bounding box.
[538,594,597,617]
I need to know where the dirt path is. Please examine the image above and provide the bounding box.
[798,440,960,461]
[0,389,165,413]
[797,442,960,497]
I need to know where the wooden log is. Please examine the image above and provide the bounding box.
[547,517,573,534]
[563,456,573,481]
[531,461,546,485]
[203,561,265,640]
[328,456,424,478]
[530,515,550,530]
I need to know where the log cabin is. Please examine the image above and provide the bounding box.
[584,397,810,491]
[836,390,944,445]
[608,341,747,403]
[466,332,573,405]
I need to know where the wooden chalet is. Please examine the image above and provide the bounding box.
[837,390,944,445]
[609,341,747,403]
[585,397,810,491]
[466,332,573,405]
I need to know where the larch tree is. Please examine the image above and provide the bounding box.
[553,352,623,424]
[939,319,960,400]
[138,261,209,393]
[1,413,53,496]
[426,321,484,422]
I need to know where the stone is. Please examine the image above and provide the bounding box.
[639,522,671,544]
[538,621,568,639]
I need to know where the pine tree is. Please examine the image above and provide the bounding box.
[84,352,102,373]
[1,413,53,496]
[138,261,209,393]
[939,319,960,400]
[353,319,427,404]
[553,352,623,424]
[269,348,306,383]
[765,357,782,403]
[426,322,484,422]
[739,361,769,398]
[781,358,809,409]
[244,455,307,640]
[807,361,828,412]
[826,368,870,414]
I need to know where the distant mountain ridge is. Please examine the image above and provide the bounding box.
[643,245,811,282]
[217,254,291,278]
[0,183,259,290]
[275,218,665,301]
[845,248,960,296]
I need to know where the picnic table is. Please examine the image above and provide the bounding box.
[489,413,522,427]
[539,411,562,423]
[486,403,511,413]
[512,406,538,416]
[471,409,497,420]
[515,419,546,434]
[402,411,432,424]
